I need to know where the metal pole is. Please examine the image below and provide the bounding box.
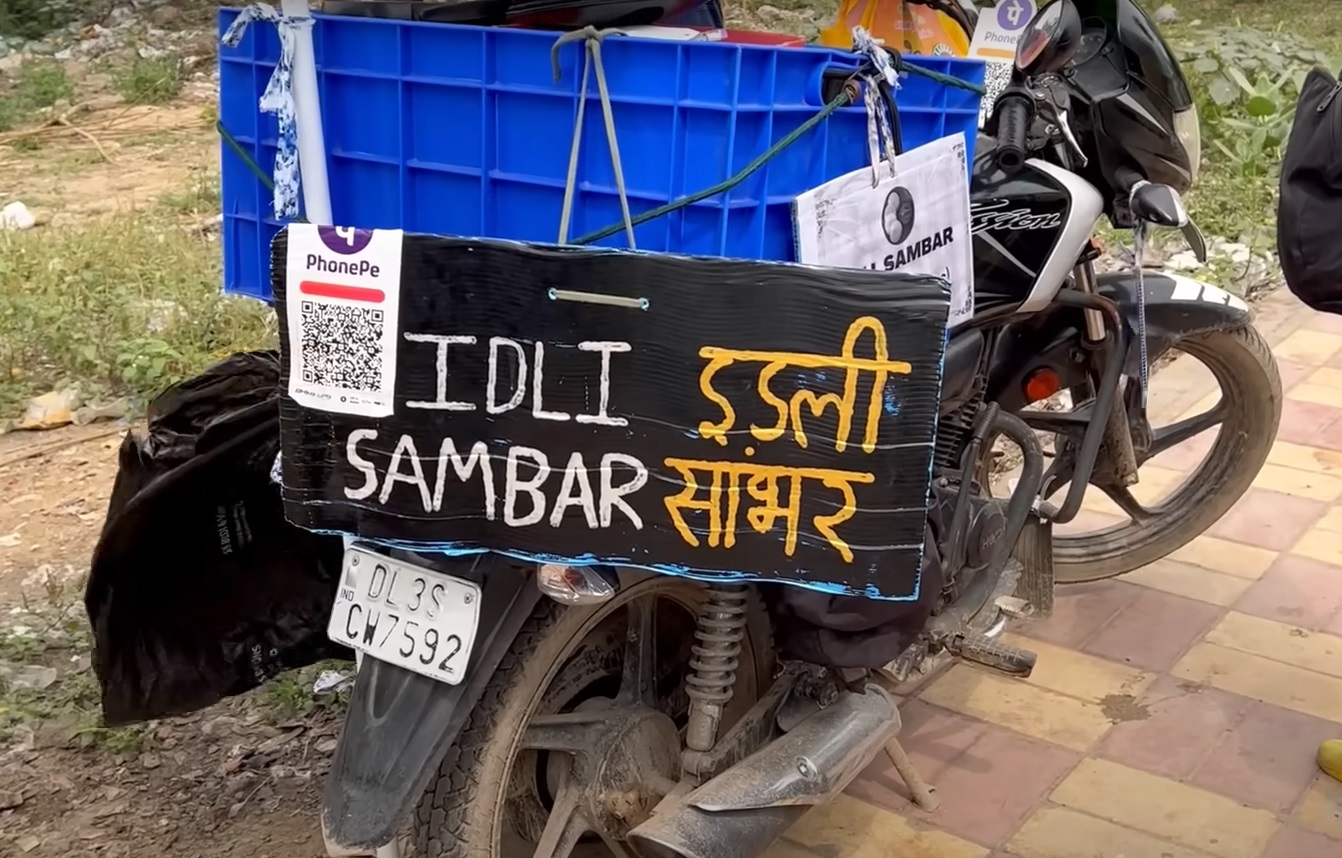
[279,0,333,225]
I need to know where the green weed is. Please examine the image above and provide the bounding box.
[0,60,74,132]
[114,56,184,106]
[0,214,275,417]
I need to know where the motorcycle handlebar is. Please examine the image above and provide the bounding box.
[1114,166,1145,193]
[994,92,1033,174]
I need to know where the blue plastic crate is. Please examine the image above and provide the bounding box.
[218,10,984,300]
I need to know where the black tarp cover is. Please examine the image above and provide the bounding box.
[273,228,950,601]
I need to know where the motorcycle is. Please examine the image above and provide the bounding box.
[319,2,1281,856]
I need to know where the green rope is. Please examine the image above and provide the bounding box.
[217,120,309,224]
[894,56,986,96]
[572,88,853,246]
[569,53,983,246]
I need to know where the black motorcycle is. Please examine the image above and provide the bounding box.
[319,2,1280,857]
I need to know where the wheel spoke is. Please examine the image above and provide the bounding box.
[1149,400,1228,456]
[1022,410,1091,441]
[520,713,602,753]
[531,780,589,858]
[615,596,657,707]
[1098,483,1155,523]
[1040,458,1074,500]
[596,830,636,858]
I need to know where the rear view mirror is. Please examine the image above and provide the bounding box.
[1014,0,1082,76]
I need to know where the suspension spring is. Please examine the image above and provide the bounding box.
[684,584,748,753]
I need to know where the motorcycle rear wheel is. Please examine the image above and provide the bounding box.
[411,574,774,858]
[1051,324,1281,582]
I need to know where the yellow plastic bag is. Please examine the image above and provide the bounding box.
[820,0,970,57]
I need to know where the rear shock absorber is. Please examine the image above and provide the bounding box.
[684,584,748,753]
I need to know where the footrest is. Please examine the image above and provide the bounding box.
[1012,512,1055,619]
[948,633,1037,677]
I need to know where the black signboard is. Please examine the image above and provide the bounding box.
[272,227,949,600]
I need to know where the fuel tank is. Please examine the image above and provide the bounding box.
[970,134,1105,315]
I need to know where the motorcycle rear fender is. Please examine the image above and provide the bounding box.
[988,271,1251,412]
[321,556,539,852]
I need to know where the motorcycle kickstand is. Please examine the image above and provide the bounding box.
[883,737,941,812]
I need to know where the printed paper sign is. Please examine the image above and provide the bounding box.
[284,225,404,418]
[271,231,951,600]
[969,0,1036,126]
[794,133,974,328]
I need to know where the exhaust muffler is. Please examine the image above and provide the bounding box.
[628,682,902,858]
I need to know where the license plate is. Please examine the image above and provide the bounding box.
[327,547,481,685]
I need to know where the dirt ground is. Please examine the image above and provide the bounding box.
[0,74,338,855]
[0,423,339,858]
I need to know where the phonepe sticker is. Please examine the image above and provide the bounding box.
[969,0,1036,126]
[284,224,405,418]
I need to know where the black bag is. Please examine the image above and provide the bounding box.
[86,352,348,726]
[1278,67,1342,314]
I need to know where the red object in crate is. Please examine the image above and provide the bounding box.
[708,29,806,47]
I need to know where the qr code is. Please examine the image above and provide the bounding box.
[979,61,1014,127]
[298,300,385,392]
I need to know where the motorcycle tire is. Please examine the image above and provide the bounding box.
[1054,324,1281,583]
[411,575,773,858]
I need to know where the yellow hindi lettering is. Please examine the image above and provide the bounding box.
[694,317,912,454]
[663,458,875,562]
[662,458,739,548]
[696,353,739,447]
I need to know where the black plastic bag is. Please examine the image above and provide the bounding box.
[1278,67,1342,315]
[86,351,348,726]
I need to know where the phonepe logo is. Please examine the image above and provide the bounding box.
[320,226,373,254]
[305,226,382,277]
[997,0,1034,31]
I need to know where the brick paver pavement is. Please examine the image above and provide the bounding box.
[763,290,1342,858]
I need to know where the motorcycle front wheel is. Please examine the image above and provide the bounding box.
[410,574,774,858]
[1048,324,1282,582]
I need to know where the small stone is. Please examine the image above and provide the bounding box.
[1152,4,1180,24]
[17,835,40,853]
[0,661,58,690]
[201,716,240,738]
[93,800,128,819]
[139,752,161,770]
[315,737,339,755]
[149,6,181,26]
[1166,250,1203,271]
[256,733,293,755]
[0,791,23,810]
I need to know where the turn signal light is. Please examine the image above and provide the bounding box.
[1023,367,1062,404]
[537,563,619,605]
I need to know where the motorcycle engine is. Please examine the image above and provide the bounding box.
[928,480,1008,574]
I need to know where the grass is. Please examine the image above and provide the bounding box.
[1146,0,1342,258]
[0,211,275,417]
[113,56,184,106]
[0,60,74,132]
[0,0,82,41]
[159,166,224,217]
[263,663,351,720]
[0,571,146,754]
